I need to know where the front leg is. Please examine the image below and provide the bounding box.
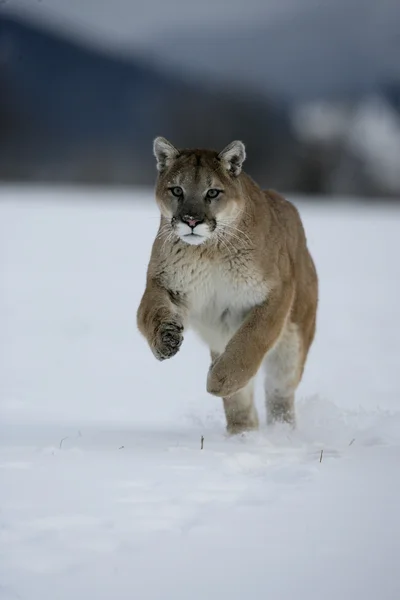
[137,278,186,361]
[207,282,294,397]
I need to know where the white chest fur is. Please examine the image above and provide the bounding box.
[168,257,269,354]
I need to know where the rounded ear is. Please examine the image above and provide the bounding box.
[218,140,246,176]
[153,137,180,172]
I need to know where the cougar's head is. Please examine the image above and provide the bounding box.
[153,137,246,246]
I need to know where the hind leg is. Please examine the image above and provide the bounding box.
[210,351,259,434]
[263,322,305,426]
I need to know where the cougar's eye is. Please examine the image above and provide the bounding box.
[206,189,221,200]
[170,186,183,197]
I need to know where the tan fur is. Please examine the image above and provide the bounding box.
[137,138,318,434]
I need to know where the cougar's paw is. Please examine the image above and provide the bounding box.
[207,355,248,398]
[153,321,184,361]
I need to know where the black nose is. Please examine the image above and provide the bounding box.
[181,215,203,229]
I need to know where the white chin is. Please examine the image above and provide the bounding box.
[180,234,206,246]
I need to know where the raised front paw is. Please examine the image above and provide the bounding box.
[152,321,184,361]
[206,355,249,398]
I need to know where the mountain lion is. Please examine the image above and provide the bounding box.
[137,137,318,434]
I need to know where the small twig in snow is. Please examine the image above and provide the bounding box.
[201,435,204,450]
[119,446,125,450]
[349,438,356,446]
[319,449,324,463]
[59,430,82,450]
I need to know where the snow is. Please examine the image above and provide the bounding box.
[1,187,400,600]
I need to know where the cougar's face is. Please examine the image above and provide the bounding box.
[153,138,246,246]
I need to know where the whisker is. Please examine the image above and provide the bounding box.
[229,225,253,245]
[218,221,253,246]
[156,222,173,238]
[218,226,246,249]
[156,229,170,242]
[160,230,175,256]
[216,228,237,255]
[156,226,170,238]
[215,232,232,256]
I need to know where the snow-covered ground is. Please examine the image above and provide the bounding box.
[1,187,399,600]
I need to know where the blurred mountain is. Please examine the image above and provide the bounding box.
[0,14,300,188]
[1,9,400,197]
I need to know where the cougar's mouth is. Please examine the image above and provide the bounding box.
[175,221,210,245]
[181,232,206,245]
